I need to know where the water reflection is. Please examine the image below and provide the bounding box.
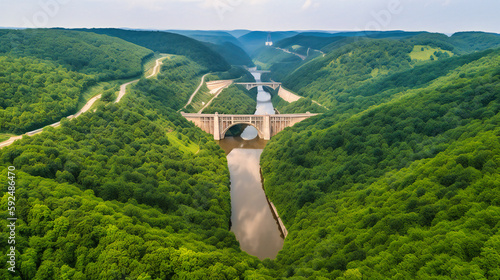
[218,136,267,155]
[226,149,284,260]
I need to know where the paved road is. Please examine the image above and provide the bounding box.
[75,94,102,117]
[115,79,139,104]
[146,57,164,79]
[0,57,165,149]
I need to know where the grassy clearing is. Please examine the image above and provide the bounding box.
[410,45,454,61]
[253,60,270,70]
[166,132,199,154]
[186,84,214,113]
[370,68,389,78]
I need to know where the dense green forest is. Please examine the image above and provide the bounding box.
[260,32,500,106]
[278,33,500,111]
[0,29,152,135]
[203,85,257,115]
[76,28,230,72]
[0,170,263,279]
[253,47,303,71]
[283,39,415,108]
[0,56,91,134]
[269,32,500,121]
[275,35,345,53]
[269,89,328,114]
[0,29,152,80]
[260,47,500,278]
[408,32,500,54]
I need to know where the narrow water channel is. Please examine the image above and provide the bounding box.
[217,71,284,260]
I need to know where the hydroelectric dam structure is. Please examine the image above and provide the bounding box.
[181,112,318,140]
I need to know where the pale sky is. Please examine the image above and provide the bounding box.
[1,0,499,34]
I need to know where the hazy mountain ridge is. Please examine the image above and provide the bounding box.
[75,28,231,72]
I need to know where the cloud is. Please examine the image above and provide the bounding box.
[302,0,312,9]
[302,0,319,10]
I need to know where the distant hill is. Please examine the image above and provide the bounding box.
[408,32,500,54]
[275,35,346,51]
[297,30,426,38]
[450,31,500,53]
[166,30,253,65]
[0,28,152,80]
[226,29,252,38]
[204,42,254,66]
[275,31,427,51]
[167,30,245,49]
[76,28,231,72]
[238,31,299,56]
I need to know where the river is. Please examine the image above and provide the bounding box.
[217,71,284,260]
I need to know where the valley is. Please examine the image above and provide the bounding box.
[0,28,500,279]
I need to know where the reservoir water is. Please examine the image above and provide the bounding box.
[218,71,284,260]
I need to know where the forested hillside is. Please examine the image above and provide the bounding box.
[168,30,244,49]
[0,29,152,80]
[269,89,328,114]
[133,55,207,111]
[260,48,500,278]
[205,42,254,67]
[283,39,414,108]
[408,32,500,54]
[263,32,500,103]
[0,29,152,134]
[203,85,256,115]
[76,28,230,72]
[0,56,91,134]
[279,33,500,111]
[253,47,303,71]
[166,30,253,66]
[275,35,345,53]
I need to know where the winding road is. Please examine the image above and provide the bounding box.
[183,73,209,110]
[0,56,166,149]
[276,47,306,60]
